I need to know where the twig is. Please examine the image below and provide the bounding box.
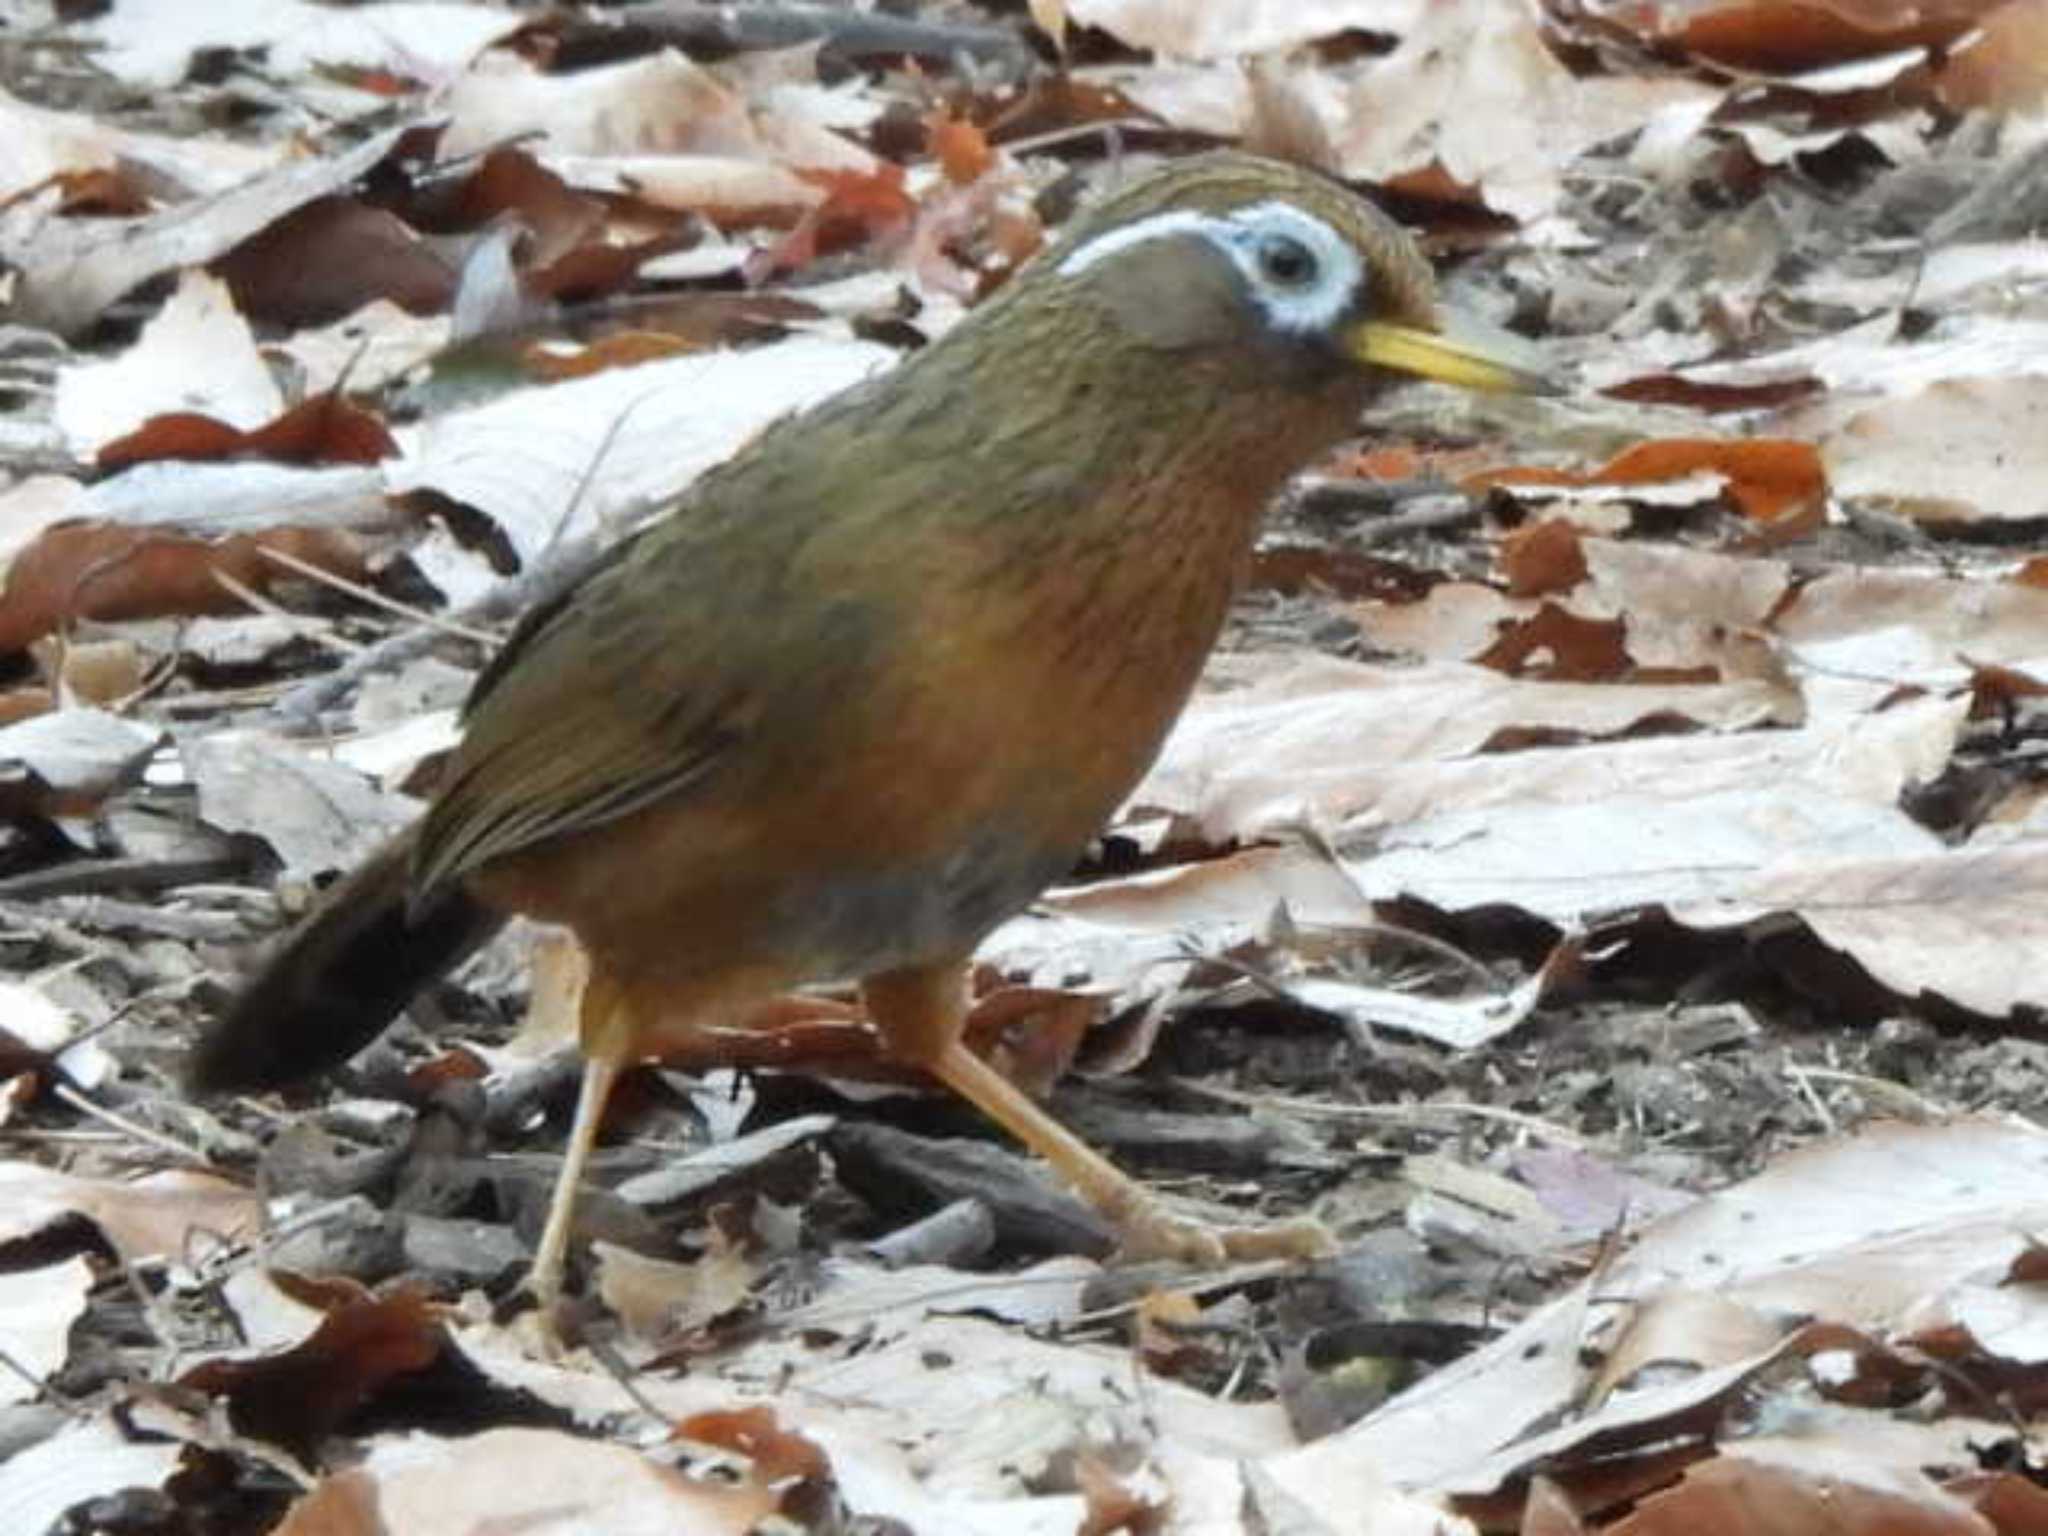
[256,545,499,645]
[1179,1080,1589,1148]
[268,528,611,728]
[211,569,361,654]
[50,1083,213,1167]
[1789,1065,1947,1122]
[1784,1061,1838,1135]
[0,855,248,902]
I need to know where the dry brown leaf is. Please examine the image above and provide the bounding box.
[1076,1452,1169,1536]
[1473,603,1633,682]
[33,636,144,709]
[1498,519,1589,598]
[98,391,398,472]
[1772,564,2048,692]
[0,82,272,204]
[1132,652,1801,847]
[80,1,514,88]
[388,334,892,572]
[274,1426,778,1535]
[1475,438,1828,531]
[1304,1117,2048,1498]
[675,1405,830,1485]
[1823,376,2048,523]
[1606,1440,1986,1536]
[1636,0,1990,73]
[1321,0,1719,221]
[925,107,995,186]
[441,48,872,172]
[0,1162,260,1265]
[5,124,423,338]
[1948,1470,2048,1530]
[754,162,917,278]
[181,1287,444,1462]
[211,195,457,328]
[0,522,368,653]
[520,331,703,380]
[594,1236,757,1349]
[1338,697,1961,930]
[1675,841,2048,1016]
[1590,1290,1786,1402]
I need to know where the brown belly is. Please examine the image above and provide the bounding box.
[465,711,1120,995]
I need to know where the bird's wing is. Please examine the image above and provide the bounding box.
[409,521,756,902]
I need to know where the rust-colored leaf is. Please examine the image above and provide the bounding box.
[756,164,916,278]
[1472,438,1826,532]
[926,107,995,186]
[1476,603,1632,681]
[1602,374,1822,412]
[1966,661,2048,721]
[983,76,1149,144]
[0,522,368,653]
[1576,0,1997,74]
[98,391,397,471]
[181,1287,444,1462]
[1498,518,1589,597]
[1076,1453,1168,1536]
[1605,1445,1980,1536]
[674,1406,829,1485]
[522,330,702,381]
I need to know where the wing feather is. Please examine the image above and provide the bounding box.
[410,525,750,900]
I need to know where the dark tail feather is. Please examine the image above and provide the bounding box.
[189,830,505,1094]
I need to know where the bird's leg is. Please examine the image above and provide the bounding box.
[862,961,1335,1265]
[526,1049,622,1315]
[524,968,631,1326]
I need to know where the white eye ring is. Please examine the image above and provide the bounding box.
[1057,200,1363,336]
[1257,234,1318,289]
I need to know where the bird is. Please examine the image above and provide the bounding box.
[191,152,1549,1316]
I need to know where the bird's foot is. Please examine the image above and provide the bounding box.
[1113,1202,1336,1266]
[508,1270,579,1360]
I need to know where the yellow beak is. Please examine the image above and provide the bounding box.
[1348,316,1558,396]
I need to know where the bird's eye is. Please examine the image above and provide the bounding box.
[1258,234,1317,288]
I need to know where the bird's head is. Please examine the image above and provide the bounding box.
[1018,152,1551,403]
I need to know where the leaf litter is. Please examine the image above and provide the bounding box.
[6,1,2048,1532]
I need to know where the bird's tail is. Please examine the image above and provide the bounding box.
[188,828,505,1093]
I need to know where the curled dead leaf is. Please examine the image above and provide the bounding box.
[0,522,368,652]
[1473,439,1827,533]
[180,1286,445,1462]
[1498,519,1589,598]
[97,391,398,471]
[674,1405,829,1485]
[1475,603,1632,682]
